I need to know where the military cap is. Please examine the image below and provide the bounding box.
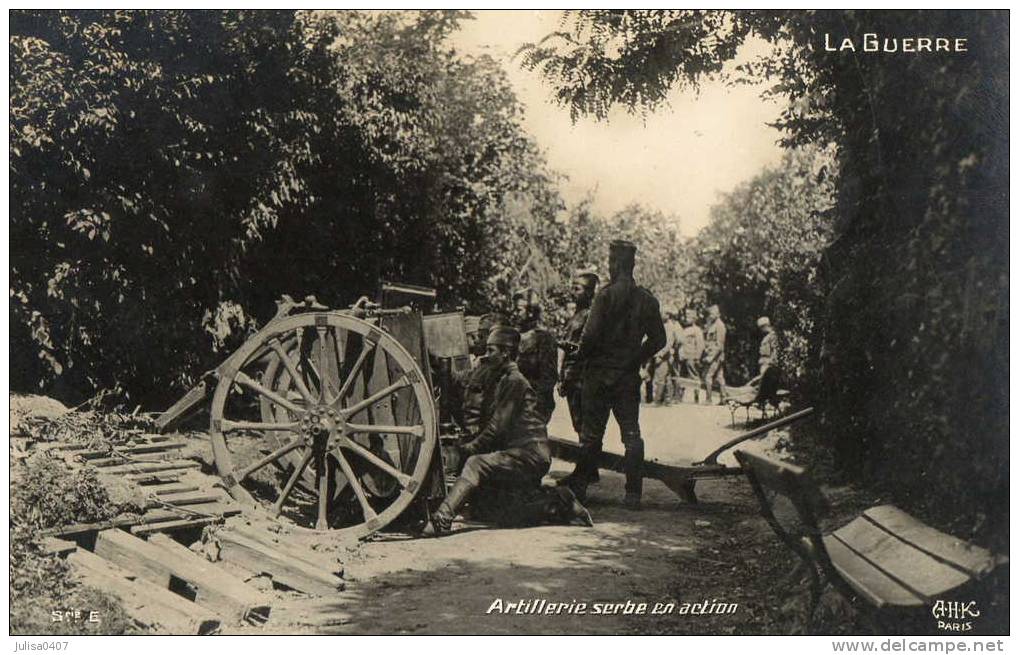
[573,268,600,288]
[609,239,637,268]
[609,239,637,254]
[757,316,771,328]
[486,325,521,349]
[478,312,506,332]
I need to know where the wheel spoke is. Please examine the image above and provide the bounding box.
[235,371,305,414]
[220,419,300,432]
[346,423,425,438]
[234,438,304,483]
[338,436,412,488]
[274,449,312,517]
[332,447,378,521]
[316,326,330,403]
[268,338,315,405]
[315,450,329,530]
[342,376,411,418]
[333,339,377,407]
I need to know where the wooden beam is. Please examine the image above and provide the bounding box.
[215,528,344,596]
[150,483,202,496]
[78,441,187,460]
[94,529,270,624]
[39,537,77,556]
[131,516,227,537]
[68,549,224,635]
[101,460,201,476]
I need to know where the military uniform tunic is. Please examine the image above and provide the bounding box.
[459,361,551,489]
[517,327,559,424]
[560,304,591,434]
[577,275,666,495]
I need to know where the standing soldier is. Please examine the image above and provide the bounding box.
[651,305,677,406]
[558,270,600,438]
[703,304,728,405]
[513,288,559,424]
[562,239,666,510]
[677,308,705,403]
[756,316,777,378]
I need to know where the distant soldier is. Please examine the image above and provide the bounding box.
[702,304,728,405]
[756,316,777,378]
[561,239,666,510]
[513,288,558,424]
[651,305,677,406]
[558,271,600,437]
[425,326,591,536]
[677,308,705,403]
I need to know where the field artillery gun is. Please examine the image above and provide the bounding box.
[158,283,473,540]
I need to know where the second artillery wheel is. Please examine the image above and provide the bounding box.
[208,311,437,539]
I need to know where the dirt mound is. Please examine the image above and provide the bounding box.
[10,393,69,436]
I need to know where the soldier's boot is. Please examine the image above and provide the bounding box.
[622,432,644,510]
[422,478,475,537]
[556,487,594,527]
[556,466,599,488]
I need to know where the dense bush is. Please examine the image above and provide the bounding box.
[10,10,563,407]
[689,147,836,386]
[522,10,1008,540]
[10,450,143,634]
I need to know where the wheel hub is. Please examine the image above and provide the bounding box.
[300,405,345,449]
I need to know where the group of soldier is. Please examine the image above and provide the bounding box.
[424,239,667,536]
[644,303,730,406]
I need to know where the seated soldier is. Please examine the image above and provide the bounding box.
[424,325,592,536]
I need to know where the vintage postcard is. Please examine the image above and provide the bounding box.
[8,8,1009,644]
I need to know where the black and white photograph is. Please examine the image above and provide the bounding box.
[8,8,1010,641]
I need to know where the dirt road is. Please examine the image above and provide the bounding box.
[254,400,789,635]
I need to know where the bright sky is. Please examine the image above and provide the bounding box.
[450,10,786,237]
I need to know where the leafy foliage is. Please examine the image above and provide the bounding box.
[525,10,1008,538]
[10,449,143,635]
[10,10,563,407]
[689,147,836,386]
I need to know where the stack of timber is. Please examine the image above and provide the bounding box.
[205,520,346,596]
[34,433,348,634]
[43,433,242,538]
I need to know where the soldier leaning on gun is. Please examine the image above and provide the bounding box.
[425,326,591,536]
[558,270,600,437]
[559,239,666,510]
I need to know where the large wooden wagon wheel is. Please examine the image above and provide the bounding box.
[209,312,437,539]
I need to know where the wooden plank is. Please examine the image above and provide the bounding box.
[863,505,997,578]
[68,549,223,635]
[126,471,186,484]
[157,491,224,507]
[229,523,341,574]
[94,529,270,624]
[156,379,210,433]
[831,516,972,602]
[822,535,926,608]
[733,449,830,514]
[43,515,142,538]
[39,537,77,556]
[101,460,201,475]
[215,529,344,596]
[140,502,240,524]
[131,516,226,536]
[79,441,187,460]
[151,483,202,496]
